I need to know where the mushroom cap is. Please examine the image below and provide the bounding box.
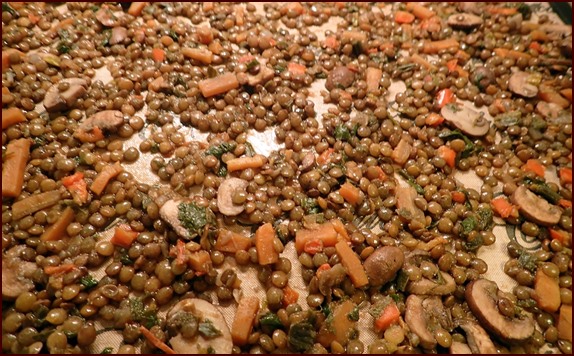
[447,13,483,29]
[406,271,456,295]
[363,246,404,287]
[2,246,37,300]
[465,279,535,342]
[44,78,88,113]
[159,199,191,239]
[508,71,539,98]
[78,110,124,132]
[456,319,497,354]
[217,178,249,216]
[167,298,233,354]
[405,295,437,350]
[441,103,490,137]
[511,185,561,226]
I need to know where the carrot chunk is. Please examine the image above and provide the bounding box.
[254,223,279,265]
[2,138,30,197]
[2,107,26,129]
[335,240,369,288]
[231,296,260,346]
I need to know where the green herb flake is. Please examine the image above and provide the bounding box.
[460,216,477,238]
[246,59,260,71]
[207,346,216,354]
[57,42,71,54]
[100,347,113,354]
[178,202,215,238]
[260,312,283,334]
[128,297,159,328]
[301,197,321,214]
[80,274,99,289]
[205,142,236,159]
[518,250,538,273]
[333,124,358,142]
[398,169,425,195]
[288,321,316,353]
[198,319,222,338]
[347,306,360,322]
[3,3,17,16]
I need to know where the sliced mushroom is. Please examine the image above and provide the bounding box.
[78,110,124,132]
[318,263,347,298]
[457,319,497,354]
[166,298,233,354]
[300,151,316,172]
[511,185,561,226]
[536,101,563,119]
[395,186,426,227]
[465,279,535,342]
[96,6,124,27]
[447,13,483,30]
[363,246,404,287]
[449,341,472,354]
[469,66,495,91]
[457,3,482,15]
[508,71,539,98]
[160,199,191,239]
[405,295,453,350]
[325,66,356,91]
[406,271,456,295]
[44,78,88,113]
[217,178,249,216]
[245,58,275,87]
[2,246,37,300]
[441,103,490,137]
[109,26,128,45]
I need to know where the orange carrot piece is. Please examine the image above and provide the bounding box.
[317,148,334,165]
[226,155,265,172]
[422,38,459,54]
[182,47,213,64]
[437,145,456,168]
[188,250,212,274]
[2,49,25,73]
[490,196,518,218]
[198,72,239,98]
[339,182,361,205]
[40,207,75,242]
[254,223,279,265]
[62,172,89,205]
[558,199,572,208]
[538,89,570,109]
[374,303,401,332]
[139,326,176,354]
[288,62,307,75]
[446,58,458,72]
[44,264,77,275]
[231,296,260,346]
[559,88,572,102]
[494,48,532,61]
[435,88,456,108]
[111,225,139,248]
[522,159,545,177]
[2,107,26,129]
[394,10,415,24]
[303,238,324,255]
[316,263,331,277]
[2,138,30,198]
[75,126,104,143]
[486,6,518,15]
[90,162,124,195]
[11,191,61,221]
[549,228,568,243]
[405,3,435,19]
[451,191,466,204]
[559,167,572,184]
[235,5,245,26]
[280,2,305,16]
[151,48,165,62]
[127,2,147,16]
[295,222,339,254]
[335,240,369,288]
[425,112,445,126]
[330,218,350,241]
[365,67,383,92]
[323,36,340,49]
[410,53,437,71]
[215,229,252,253]
[282,285,299,307]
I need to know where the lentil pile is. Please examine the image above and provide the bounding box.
[2,2,573,354]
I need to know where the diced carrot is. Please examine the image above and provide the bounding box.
[405,3,435,20]
[303,238,324,255]
[282,285,299,307]
[394,11,415,24]
[549,229,568,243]
[188,250,212,274]
[534,269,561,313]
[410,53,436,71]
[90,161,124,195]
[559,167,572,184]
[316,263,331,277]
[12,191,61,221]
[151,48,165,62]
[339,182,361,205]
[330,218,350,241]
[288,62,307,76]
[451,191,466,204]
[139,325,176,354]
[323,36,340,49]
[203,2,214,11]
[435,88,456,109]
[208,40,223,55]
[197,26,214,45]
[182,47,213,64]
[75,126,104,143]
[365,67,383,92]
[2,107,26,130]
[111,225,139,248]
[494,48,532,61]
[254,223,279,265]
[558,199,572,208]
[391,137,411,166]
[335,240,369,288]
[374,303,401,332]
[198,72,239,98]
[422,38,459,54]
[446,58,458,72]
[40,207,75,242]
[317,148,334,165]
[2,138,30,198]
[226,155,265,172]
[295,222,339,254]
[238,54,255,64]
[530,30,550,42]
[522,159,545,178]
[490,196,519,219]
[557,305,572,343]
[280,2,305,16]
[539,89,570,109]
[425,112,445,127]
[529,41,542,52]
[44,264,77,275]
[316,299,356,347]
[2,49,24,73]
[560,88,572,102]
[486,6,518,15]
[231,296,260,346]
[437,145,456,168]
[127,2,148,16]
[454,50,471,63]
[341,30,367,43]
[215,229,252,253]
[175,239,187,266]
[62,172,89,205]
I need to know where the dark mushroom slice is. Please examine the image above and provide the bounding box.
[466,279,535,342]
[508,71,539,98]
[447,13,483,30]
[363,246,404,287]
[318,263,347,298]
[449,341,472,354]
[395,185,426,227]
[96,5,124,27]
[217,178,249,216]
[405,295,453,350]
[78,110,124,132]
[166,298,233,354]
[511,185,561,226]
[440,103,490,137]
[43,78,88,113]
[457,3,482,15]
[325,66,356,91]
[456,319,497,354]
[300,151,316,172]
[109,26,128,45]
[469,66,495,91]
[2,246,37,300]
[159,199,192,239]
[406,271,456,295]
[240,58,275,87]
[536,101,563,119]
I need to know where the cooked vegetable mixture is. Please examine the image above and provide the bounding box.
[2,2,572,354]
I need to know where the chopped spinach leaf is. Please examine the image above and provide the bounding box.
[459,216,477,238]
[3,3,17,16]
[198,319,222,338]
[80,274,99,289]
[246,59,260,71]
[522,177,562,204]
[518,250,538,273]
[347,306,360,321]
[301,197,321,214]
[517,3,532,20]
[398,169,425,195]
[288,321,316,353]
[100,347,113,354]
[477,207,493,231]
[333,124,358,141]
[128,297,158,328]
[205,142,236,159]
[260,312,283,334]
[178,202,215,238]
